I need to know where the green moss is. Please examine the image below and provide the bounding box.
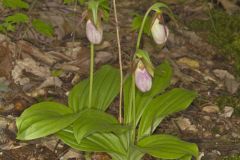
[216,93,240,116]
[188,9,240,75]
[222,155,240,160]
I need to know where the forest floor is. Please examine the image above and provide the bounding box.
[0,0,240,159]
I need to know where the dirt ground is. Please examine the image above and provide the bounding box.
[0,0,240,159]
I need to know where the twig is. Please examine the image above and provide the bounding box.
[112,0,123,123]
[71,0,78,51]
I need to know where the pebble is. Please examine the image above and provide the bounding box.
[177,57,200,69]
[221,106,234,118]
[202,105,219,113]
[232,132,240,139]
[0,117,9,129]
[203,131,212,138]
[60,149,83,160]
[175,117,198,133]
[203,116,211,121]
[213,69,235,80]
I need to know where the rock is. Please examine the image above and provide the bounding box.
[218,0,240,15]
[92,153,111,160]
[0,117,9,129]
[95,51,113,64]
[203,116,211,121]
[37,77,62,89]
[0,77,10,92]
[213,69,235,80]
[26,89,46,98]
[41,137,59,151]
[221,106,234,118]
[66,47,82,59]
[215,134,221,138]
[95,41,111,51]
[203,131,212,138]
[60,149,83,160]
[8,120,17,134]
[66,42,81,48]
[225,78,240,94]
[175,117,198,133]
[202,105,219,113]
[0,104,14,112]
[177,57,200,69]
[12,58,51,85]
[71,74,80,85]
[232,132,240,139]
[198,152,204,160]
[212,150,221,156]
[213,69,239,94]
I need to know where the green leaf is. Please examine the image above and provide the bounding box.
[73,109,129,143]
[16,102,79,140]
[68,65,120,112]
[51,69,63,77]
[109,145,144,160]
[180,155,193,160]
[131,14,151,36]
[88,0,100,25]
[2,0,29,9]
[32,19,54,37]
[138,88,197,140]
[99,0,110,21]
[138,134,198,159]
[5,13,29,24]
[0,24,6,32]
[57,127,127,155]
[78,0,85,5]
[63,0,74,4]
[4,23,15,31]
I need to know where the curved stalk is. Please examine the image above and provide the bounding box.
[135,7,152,50]
[135,3,171,50]
[88,43,94,108]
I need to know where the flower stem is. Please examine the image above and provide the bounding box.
[135,7,152,50]
[88,43,94,108]
[131,74,136,143]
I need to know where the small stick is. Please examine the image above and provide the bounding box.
[113,0,123,123]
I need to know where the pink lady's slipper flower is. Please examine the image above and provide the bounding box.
[151,18,169,45]
[135,60,152,92]
[86,19,103,44]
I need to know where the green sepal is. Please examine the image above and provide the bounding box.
[135,49,154,77]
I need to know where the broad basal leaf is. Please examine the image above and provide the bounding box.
[138,88,197,140]
[138,134,198,159]
[16,102,79,140]
[68,65,120,112]
[73,109,129,143]
[57,127,127,155]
